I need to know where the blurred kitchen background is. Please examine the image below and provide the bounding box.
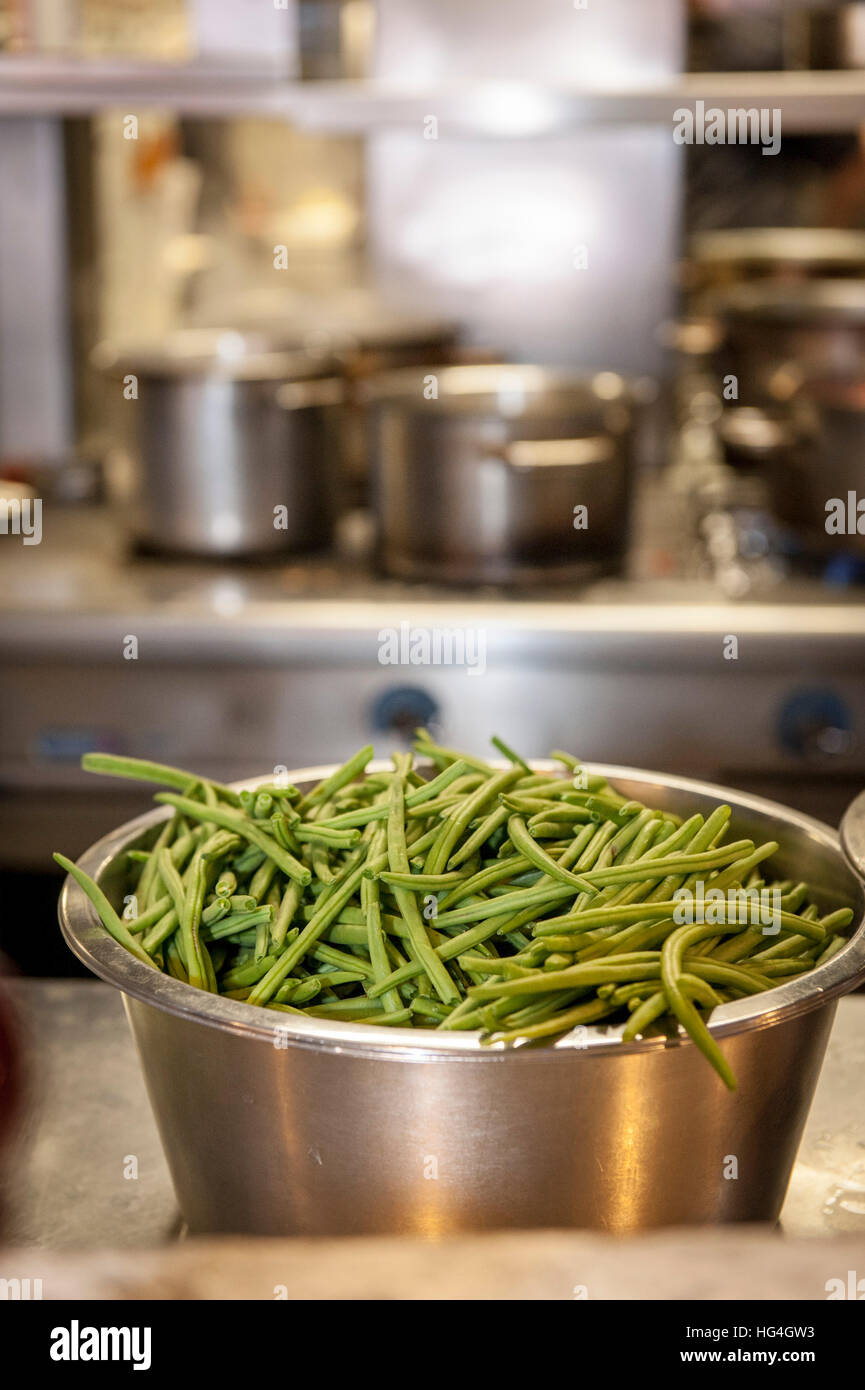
[2,0,865,974]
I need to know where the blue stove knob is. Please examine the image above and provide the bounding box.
[778,688,854,759]
[371,686,440,739]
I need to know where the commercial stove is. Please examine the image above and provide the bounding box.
[1,477,864,871]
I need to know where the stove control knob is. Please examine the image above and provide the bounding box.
[778,689,854,759]
[371,686,440,740]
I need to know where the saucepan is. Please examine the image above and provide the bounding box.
[363,364,644,585]
[93,330,345,559]
[58,763,865,1237]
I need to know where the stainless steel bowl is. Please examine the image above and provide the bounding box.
[58,763,865,1237]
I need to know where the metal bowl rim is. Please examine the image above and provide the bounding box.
[58,761,865,1061]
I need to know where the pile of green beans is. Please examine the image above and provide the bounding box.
[54,739,854,1090]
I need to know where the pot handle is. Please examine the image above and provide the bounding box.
[840,791,865,883]
[274,377,346,411]
[504,436,615,470]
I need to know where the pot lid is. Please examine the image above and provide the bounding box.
[359,363,651,417]
[692,227,865,269]
[91,328,339,381]
[189,289,458,356]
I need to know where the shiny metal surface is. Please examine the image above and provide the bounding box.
[96,332,344,558]
[712,280,865,407]
[841,789,865,880]
[7,981,865,1250]
[759,377,865,556]
[691,228,865,290]
[367,366,637,585]
[58,763,865,1236]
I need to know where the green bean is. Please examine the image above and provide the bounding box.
[215,870,237,898]
[378,869,468,892]
[248,858,277,904]
[234,845,267,875]
[180,852,210,990]
[271,880,301,950]
[412,731,495,776]
[200,897,230,928]
[385,767,460,1004]
[506,816,595,893]
[490,734,531,773]
[81,752,241,804]
[155,792,311,886]
[202,894,253,924]
[246,851,384,1005]
[296,744,374,815]
[486,996,617,1045]
[295,823,361,849]
[53,853,157,968]
[205,906,273,941]
[424,768,521,876]
[136,814,179,909]
[124,892,172,934]
[352,1008,414,1026]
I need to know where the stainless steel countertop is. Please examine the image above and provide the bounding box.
[2,979,864,1249]
[2,504,865,666]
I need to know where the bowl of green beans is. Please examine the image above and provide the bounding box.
[55,736,865,1237]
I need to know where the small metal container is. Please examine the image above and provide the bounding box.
[364,364,638,585]
[94,330,344,559]
[58,764,865,1238]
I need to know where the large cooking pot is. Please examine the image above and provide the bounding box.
[58,762,865,1238]
[762,372,865,556]
[709,280,865,408]
[364,364,640,586]
[93,330,345,559]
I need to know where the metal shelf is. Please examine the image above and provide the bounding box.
[0,55,293,116]
[287,71,865,136]
[0,58,864,133]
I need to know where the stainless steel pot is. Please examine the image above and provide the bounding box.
[763,373,865,556]
[94,330,344,559]
[710,280,865,408]
[364,365,639,585]
[58,762,865,1237]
